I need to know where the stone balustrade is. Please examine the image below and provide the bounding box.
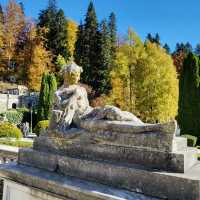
[0,145,19,200]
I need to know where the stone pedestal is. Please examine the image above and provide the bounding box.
[0,120,200,200]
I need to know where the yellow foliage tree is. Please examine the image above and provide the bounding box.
[135,42,178,123]
[27,43,52,91]
[66,19,78,60]
[2,0,25,68]
[108,29,178,123]
[108,28,144,113]
[26,25,52,91]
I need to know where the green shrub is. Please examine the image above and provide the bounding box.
[4,110,23,125]
[0,122,23,139]
[34,120,49,136]
[181,134,197,147]
[1,107,33,126]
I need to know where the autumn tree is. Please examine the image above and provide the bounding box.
[109,31,178,123]
[66,19,78,60]
[108,28,144,112]
[1,0,25,78]
[135,42,178,122]
[172,50,186,75]
[25,24,53,91]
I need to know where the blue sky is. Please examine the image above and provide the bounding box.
[0,0,199,51]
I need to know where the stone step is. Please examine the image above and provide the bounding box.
[0,163,159,200]
[172,137,187,151]
[34,136,197,173]
[17,149,200,200]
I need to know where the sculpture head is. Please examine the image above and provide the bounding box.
[63,62,83,86]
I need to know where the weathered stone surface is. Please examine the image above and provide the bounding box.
[32,138,197,173]
[18,149,57,171]
[58,156,200,200]
[17,149,200,200]
[0,163,159,200]
[79,119,176,135]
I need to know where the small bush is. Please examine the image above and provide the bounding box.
[181,134,197,147]
[4,110,23,125]
[0,122,23,139]
[34,120,49,136]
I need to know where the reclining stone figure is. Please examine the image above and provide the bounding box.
[49,62,176,135]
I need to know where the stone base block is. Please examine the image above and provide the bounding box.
[33,137,197,173]
[17,149,200,200]
[0,163,159,200]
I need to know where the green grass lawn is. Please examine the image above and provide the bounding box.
[0,138,33,148]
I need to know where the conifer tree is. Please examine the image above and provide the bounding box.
[163,43,170,54]
[37,73,57,122]
[95,19,111,96]
[108,12,117,66]
[178,53,200,136]
[38,0,69,60]
[75,2,99,89]
[74,21,84,67]
[146,33,160,45]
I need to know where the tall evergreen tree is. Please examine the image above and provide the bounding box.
[178,53,200,136]
[163,43,170,54]
[95,19,111,96]
[108,12,117,66]
[53,9,68,59]
[37,73,57,122]
[154,33,160,45]
[74,21,84,67]
[75,1,99,90]
[38,0,69,60]
[146,33,153,43]
[175,42,192,54]
[146,33,160,45]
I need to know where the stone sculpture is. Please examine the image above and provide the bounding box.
[49,62,171,134]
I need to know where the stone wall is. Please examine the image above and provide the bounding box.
[0,94,19,112]
[0,93,39,113]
